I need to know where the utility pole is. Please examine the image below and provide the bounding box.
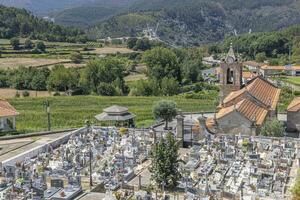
[43,100,51,131]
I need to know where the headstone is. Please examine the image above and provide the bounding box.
[51,179,64,188]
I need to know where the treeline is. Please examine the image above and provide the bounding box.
[0,5,88,43]
[0,57,130,96]
[212,25,300,65]
[0,47,214,97]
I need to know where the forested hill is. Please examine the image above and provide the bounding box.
[0,5,86,42]
[87,0,300,46]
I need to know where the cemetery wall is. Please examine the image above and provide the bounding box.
[0,127,86,169]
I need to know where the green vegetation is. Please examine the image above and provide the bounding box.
[9,95,216,133]
[260,118,284,137]
[149,132,181,189]
[292,170,300,200]
[0,5,87,43]
[87,0,300,46]
[153,100,177,130]
[278,86,300,112]
[284,77,300,86]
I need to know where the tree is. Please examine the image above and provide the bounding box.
[153,100,177,130]
[31,68,50,93]
[143,47,181,82]
[97,82,117,96]
[82,58,126,93]
[10,37,20,50]
[260,118,284,137]
[35,41,46,52]
[24,39,33,49]
[149,132,181,189]
[70,52,83,64]
[160,77,179,96]
[47,65,79,91]
[127,38,138,49]
[255,52,266,62]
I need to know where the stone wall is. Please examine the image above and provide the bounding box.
[1,127,86,169]
[287,111,300,132]
[217,111,254,135]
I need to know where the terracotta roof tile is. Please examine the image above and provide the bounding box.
[246,77,281,110]
[287,97,300,112]
[223,76,280,110]
[0,100,19,117]
[217,99,268,126]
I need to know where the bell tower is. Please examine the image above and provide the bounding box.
[220,44,243,101]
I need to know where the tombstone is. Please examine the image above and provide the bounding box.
[4,165,16,178]
[51,178,64,188]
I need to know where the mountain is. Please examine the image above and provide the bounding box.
[0,0,136,16]
[0,5,85,42]
[49,0,137,28]
[87,0,300,46]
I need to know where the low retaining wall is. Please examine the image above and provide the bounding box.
[1,127,86,169]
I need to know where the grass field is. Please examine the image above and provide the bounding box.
[9,96,216,133]
[0,58,70,68]
[284,76,300,86]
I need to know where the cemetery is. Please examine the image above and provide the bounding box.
[0,121,297,199]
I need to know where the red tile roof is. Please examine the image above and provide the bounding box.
[223,76,281,110]
[0,100,19,117]
[217,99,268,126]
[287,97,300,112]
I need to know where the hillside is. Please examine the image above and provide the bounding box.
[0,0,137,16]
[0,5,86,42]
[87,0,300,46]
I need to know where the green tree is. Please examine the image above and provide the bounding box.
[31,68,50,92]
[10,37,20,50]
[97,82,117,96]
[70,52,83,64]
[255,52,266,62]
[260,118,284,137]
[149,132,181,188]
[130,79,161,96]
[127,38,138,49]
[82,58,126,93]
[35,41,46,52]
[153,100,177,130]
[143,47,181,81]
[47,65,79,91]
[24,39,33,49]
[160,77,179,96]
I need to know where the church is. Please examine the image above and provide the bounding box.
[206,45,281,135]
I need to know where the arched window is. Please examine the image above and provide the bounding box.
[227,68,234,84]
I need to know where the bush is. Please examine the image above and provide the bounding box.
[97,83,117,96]
[53,91,61,96]
[36,41,46,52]
[70,52,83,64]
[24,39,33,49]
[22,90,30,97]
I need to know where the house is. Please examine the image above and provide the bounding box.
[0,99,19,132]
[202,56,221,66]
[259,65,300,77]
[287,97,300,132]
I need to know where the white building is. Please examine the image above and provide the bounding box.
[0,99,19,132]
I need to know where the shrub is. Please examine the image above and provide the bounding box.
[22,90,30,97]
[97,83,117,96]
[53,91,61,96]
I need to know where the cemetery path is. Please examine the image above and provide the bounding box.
[0,131,71,162]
